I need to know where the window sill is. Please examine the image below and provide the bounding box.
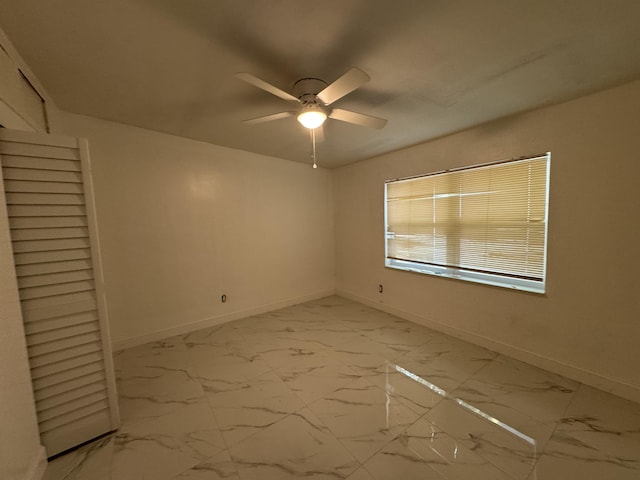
[385,259,545,294]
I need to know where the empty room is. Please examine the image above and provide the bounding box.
[1,1,639,479]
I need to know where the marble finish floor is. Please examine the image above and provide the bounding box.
[43,296,640,480]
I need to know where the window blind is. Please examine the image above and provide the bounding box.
[386,154,549,289]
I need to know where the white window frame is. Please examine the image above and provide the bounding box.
[384,153,551,294]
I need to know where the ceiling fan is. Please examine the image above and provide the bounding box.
[235,67,387,131]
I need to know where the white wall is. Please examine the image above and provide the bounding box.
[54,113,335,348]
[334,81,640,403]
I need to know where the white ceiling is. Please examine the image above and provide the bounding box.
[1,0,639,168]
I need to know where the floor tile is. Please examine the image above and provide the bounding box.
[117,370,206,425]
[186,342,262,370]
[345,467,376,480]
[366,362,446,415]
[528,384,640,479]
[113,401,226,480]
[276,361,361,405]
[453,354,578,425]
[205,371,304,446]
[553,384,640,460]
[183,323,246,349]
[308,377,421,463]
[188,344,272,390]
[531,435,640,480]
[364,321,441,355]
[363,417,513,480]
[172,450,240,479]
[42,434,113,480]
[254,338,330,369]
[229,408,359,479]
[423,397,551,479]
[398,335,498,391]
[114,335,192,382]
[330,337,403,377]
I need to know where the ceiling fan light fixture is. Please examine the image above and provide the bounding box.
[297,105,327,129]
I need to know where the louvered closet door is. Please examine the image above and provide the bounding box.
[0,129,119,457]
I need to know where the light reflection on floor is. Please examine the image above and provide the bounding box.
[392,363,536,445]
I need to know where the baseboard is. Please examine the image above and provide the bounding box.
[112,289,336,351]
[23,445,47,480]
[337,288,640,405]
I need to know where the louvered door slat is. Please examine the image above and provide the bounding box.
[25,310,99,335]
[19,279,95,300]
[17,259,93,277]
[10,216,88,229]
[19,269,94,288]
[39,401,108,433]
[6,192,85,205]
[0,140,79,158]
[29,340,102,369]
[22,290,96,311]
[4,179,85,194]
[40,410,112,456]
[38,391,108,422]
[35,378,105,406]
[33,370,106,402]
[31,355,104,384]
[12,237,91,253]
[22,300,96,322]
[24,310,98,335]
[1,155,81,171]
[35,375,106,405]
[8,204,86,217]
[11,227,89,241]
[0,141,80,159]
[27,321,100,346]
[1,129,119,457]
[14,248,92,266]
[29,332,102,357]
[2,167,83,183]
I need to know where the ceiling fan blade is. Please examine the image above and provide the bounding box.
[235,73,299,102]
[317,67,370,105]
[329,108,387,129]
[242,111,295,125]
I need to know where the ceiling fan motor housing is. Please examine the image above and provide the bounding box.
[294,78,328,106]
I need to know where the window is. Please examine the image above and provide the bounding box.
[385,153,550,293]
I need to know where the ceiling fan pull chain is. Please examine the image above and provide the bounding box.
[312,129,318,169]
